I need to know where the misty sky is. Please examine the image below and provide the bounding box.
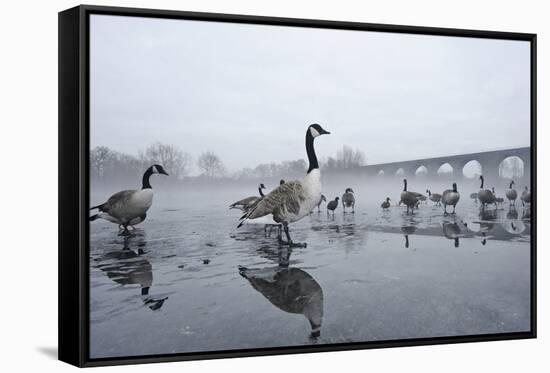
[90,15,530,174]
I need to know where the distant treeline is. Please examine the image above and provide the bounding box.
[90,143,366,184]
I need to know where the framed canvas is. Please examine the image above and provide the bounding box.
[59,5,537,367]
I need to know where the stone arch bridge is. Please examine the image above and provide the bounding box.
[362,147,530,182]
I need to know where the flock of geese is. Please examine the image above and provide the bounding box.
[89,123,531,249]
[386,176,531,216]
[90,124,331,248]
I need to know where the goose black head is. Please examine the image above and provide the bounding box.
[452,182,458,192]
[386,197,391,202]
[151,164,169,176]
[308,123,330,138]
[479,175,484,181]
[345,187,354,193]
[280,179,285,185]
[260,183,266,189]
[321,195,327,202]
[335,197,340,201]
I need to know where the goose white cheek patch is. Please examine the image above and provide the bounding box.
[310,127,320,138]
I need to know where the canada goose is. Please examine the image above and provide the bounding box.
[400,179,423,214]
[505,180,518,205]
[426,189,442,206]
[521,186,531,207]
[239,265,323,339]
[342,188,355,213]
[441,183,460,215]
[477,175,496,209]
[315,194,327,213]
[229,184,266,211]
[381,197,391,209]
[326,197,339,216]
[90,164,169,233]
[238,124,330,247]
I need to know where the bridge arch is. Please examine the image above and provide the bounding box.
[462,160,482,179]
[377,169,385,177]
[437,163,453,177]
[415,165,428,177]
[395,168,405,177]
[499,156,524,179]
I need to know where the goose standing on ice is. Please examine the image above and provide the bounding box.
[441,182,460,215]
[90,164,169,233]
[381,197,391,210]
[426,189,442,206]
[521,186,531,207]
[477,175,496,209]
[505,180,518,205]
[238,124,330,247]
[326,197,339,216]
[229,184,266,211]
[342,188,355,213]
[314,194,327,213]
[400,179,422,214]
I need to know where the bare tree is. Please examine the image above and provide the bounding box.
[90,146,116,178]
[197,151,226,178]
[336,145,366,168]
[322,146,366,170]
[139,142,192,179]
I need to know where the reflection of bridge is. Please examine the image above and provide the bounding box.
[362,146,530,182]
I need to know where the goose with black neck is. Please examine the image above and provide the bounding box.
[90,164,169,233]
[238,124,330,247]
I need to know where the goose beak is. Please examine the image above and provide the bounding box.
[321,129,331,135]
[160,170,169,176]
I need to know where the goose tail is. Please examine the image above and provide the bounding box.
[89,214,100,221]
[90,203,105,211]
[237,199,262,228]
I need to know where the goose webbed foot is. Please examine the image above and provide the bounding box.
[118,225,132,236]
[279,225,307,248]
[281,240,307,248]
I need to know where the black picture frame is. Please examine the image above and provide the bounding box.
[59,4,537,367]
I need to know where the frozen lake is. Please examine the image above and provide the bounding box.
[89,179,531,359]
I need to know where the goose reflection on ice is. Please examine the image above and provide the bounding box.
[401,225,416,248]
[400,214,419,249]
[95,233,168,311]
[238,248,323,339]
[502,207,526,235]
[442,219,465,247]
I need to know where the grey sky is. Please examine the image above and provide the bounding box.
[90,15,530,174]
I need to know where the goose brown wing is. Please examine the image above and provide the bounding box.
[103,190,136,213]
[239,181,305,224]
[230,196,260,208]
